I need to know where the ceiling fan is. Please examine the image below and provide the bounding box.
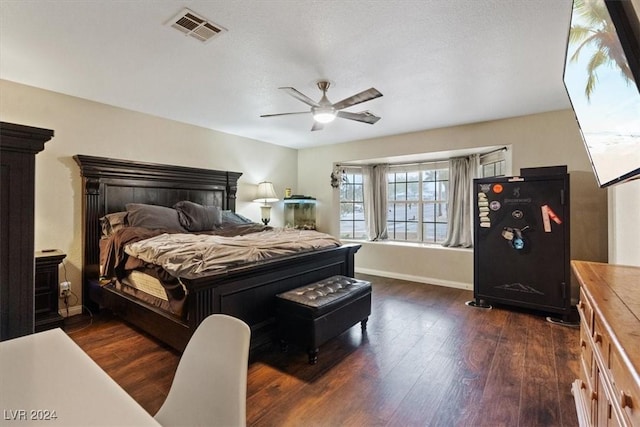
[260,81,383,131]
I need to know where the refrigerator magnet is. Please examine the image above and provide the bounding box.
[541,205,552,232]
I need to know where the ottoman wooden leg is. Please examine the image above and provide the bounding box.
[308,348,319,365]
[361,317,368,330]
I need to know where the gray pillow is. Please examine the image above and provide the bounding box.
[173,201,222,232]
[125,203,186,232]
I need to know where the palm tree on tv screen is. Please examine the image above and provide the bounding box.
[569,0,632,100]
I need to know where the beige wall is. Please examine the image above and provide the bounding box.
[632,0,640,20]
[610,0,640,267]
[0,79,298,312]
[609,180,640,266]
[297,109,610,288]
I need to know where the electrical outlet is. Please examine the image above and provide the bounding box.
[59,281,71,298]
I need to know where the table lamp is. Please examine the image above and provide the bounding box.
[253,181,279,225]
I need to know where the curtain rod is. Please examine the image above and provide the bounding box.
[337,146,508,168]
[480,146,508,158]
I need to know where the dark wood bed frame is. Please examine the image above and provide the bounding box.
[74,155,360,352]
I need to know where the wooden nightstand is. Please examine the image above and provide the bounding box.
[34,250,66,332]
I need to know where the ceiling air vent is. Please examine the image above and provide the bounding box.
[166,8,226,43]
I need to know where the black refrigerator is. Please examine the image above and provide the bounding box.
[472,167,572,320]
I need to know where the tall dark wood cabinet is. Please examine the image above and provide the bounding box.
[0,122,53,341]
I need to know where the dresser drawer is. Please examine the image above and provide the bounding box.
[578,288,593,331]
[580,323,594,384]
[610,347,640,427]
[572,378,594,427]
[592,314,611,369]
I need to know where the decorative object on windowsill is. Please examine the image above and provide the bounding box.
[253,181,279,225]
[330,165,345,188]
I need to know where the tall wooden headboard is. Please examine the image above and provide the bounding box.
[73,155,242,298]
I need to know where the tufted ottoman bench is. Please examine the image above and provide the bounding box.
[276,275,371,364]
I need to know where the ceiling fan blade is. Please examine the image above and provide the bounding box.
[279,87,320,107]
[332,88,382,111]
[311,121,324,131]
[337,110,381,124]
[260,111,310,118]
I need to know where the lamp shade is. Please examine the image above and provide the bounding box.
[253,182,279,203]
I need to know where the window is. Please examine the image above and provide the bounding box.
[387,169,420,241]
[337,147,507,243]
[480,149,507,178]
[339,168,366,239]
[421,163,449,243]
[386,162,448,243]
[481,159,506,178]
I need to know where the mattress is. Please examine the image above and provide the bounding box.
[115,271,187,317]
[121,270,170,301]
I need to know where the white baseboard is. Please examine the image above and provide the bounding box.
[58,305,83,317]
[355,267,473,291]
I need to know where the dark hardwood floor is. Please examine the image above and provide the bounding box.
[66,275,580,426]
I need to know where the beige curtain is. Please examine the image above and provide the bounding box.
[442,154,479,247]
[363,164,388,241]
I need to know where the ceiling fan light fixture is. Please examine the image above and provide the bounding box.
[312,107,336,123]
[262,80,382,130]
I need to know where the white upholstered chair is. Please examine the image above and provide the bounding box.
[154,314,251,427]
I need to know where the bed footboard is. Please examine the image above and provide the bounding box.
[185,243,361,350]
[100,244,360,352]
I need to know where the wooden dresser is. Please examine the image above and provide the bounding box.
[571,261,640,427]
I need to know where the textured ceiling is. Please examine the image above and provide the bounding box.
[0,0,573,149]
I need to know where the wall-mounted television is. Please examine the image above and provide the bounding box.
[563,0,640,187]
